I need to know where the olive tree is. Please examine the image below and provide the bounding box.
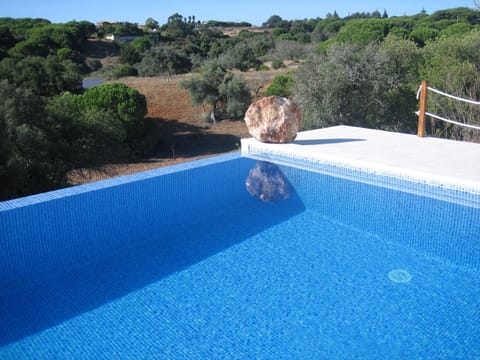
[218,73,251,118]
[136,46,191,76]
[219,42,261,71]
[181,62,251,122]
[294,36,420,132]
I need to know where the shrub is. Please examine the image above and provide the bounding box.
[265,74,294,97]
[257,64,270,71]
[78,83,149,153]
[136,46,191,76]
[294,39,419,132]
[87,58,103,72]
[271,59,285,69]
[114,64,138,78]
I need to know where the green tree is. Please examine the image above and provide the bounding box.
[290,20,315,35]
[145,18,159,31]
[120,41,141,65]
[113,64,138,78]
[79,83,147,144]
[270,40,309,61]
[0,18,50,40]
[272,27,288,37]
[276,33,296,41]
[312,19,344,42]
[218,74,251,118]
[101,21,143,37]
[46,93,129,167]
[181,62,251,122]
[181,62,226,123]
[47,83,150,157]
[430,7,480,24]
[0,27,16,59]
[294,38,419,132]
[410,26,438,46]
[0,80,68,199]
[263,15,283,28]
[265,74,294,97]
[74,20,96,41]
[271,59,285,69]
[219,42,261,71]
[6,22,94,58]
[336,19,390,45]
[164,13,195,38]
[439,22,472,37]
[136,46,191,76]
[131,37,151,52]
[184,25,225,58]
[0,55,82,97]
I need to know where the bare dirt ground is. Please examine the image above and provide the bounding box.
[220,26,270,37]
[69,69,288,184]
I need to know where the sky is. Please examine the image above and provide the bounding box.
[1,0,476,26]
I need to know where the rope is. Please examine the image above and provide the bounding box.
[416,110,480,131]
[427,86,480,105]
[416,85,422,100]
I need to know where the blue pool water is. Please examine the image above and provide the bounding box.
[1,153,479,358]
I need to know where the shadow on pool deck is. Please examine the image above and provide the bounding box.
[0,159,305,346]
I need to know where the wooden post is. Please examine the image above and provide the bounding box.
[417,80,428,137]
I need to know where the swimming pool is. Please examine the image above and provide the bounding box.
[1,152,479,358]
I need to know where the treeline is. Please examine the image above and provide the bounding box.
[93,7,480,82]
[206,20,252,28]
[263,7,480,46]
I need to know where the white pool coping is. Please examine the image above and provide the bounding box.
[241,125,480,195]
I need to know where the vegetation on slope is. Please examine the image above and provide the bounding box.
[1,6,480,200]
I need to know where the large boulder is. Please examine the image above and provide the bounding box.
[244,96,302,143]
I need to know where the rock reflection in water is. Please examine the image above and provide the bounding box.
[245,161,293,202]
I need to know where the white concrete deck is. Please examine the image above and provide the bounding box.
[241,125,480,193]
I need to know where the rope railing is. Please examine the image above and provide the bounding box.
[415,111,480,131]
[416,80,480,137]
[426,86,480,106]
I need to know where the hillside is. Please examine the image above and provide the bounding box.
[69,69,289,184]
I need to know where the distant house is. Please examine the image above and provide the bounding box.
[104,34,143,41]
[96,21,113,27]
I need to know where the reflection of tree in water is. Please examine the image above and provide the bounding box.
[245,161,293,202]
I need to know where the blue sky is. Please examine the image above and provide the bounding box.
[1,0,475,26]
